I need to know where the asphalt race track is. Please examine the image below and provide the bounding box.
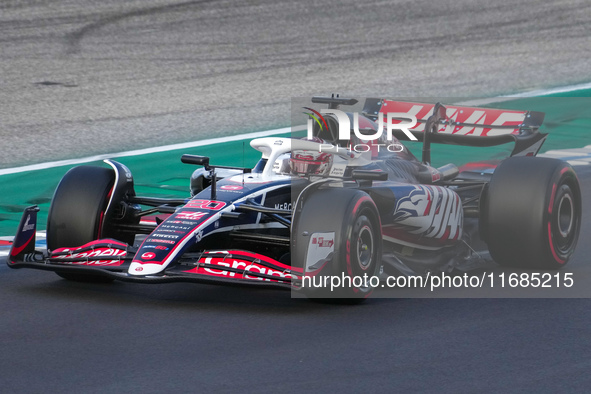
[2,1,591,392]
[1,166,590,392]
[2,0,591,168]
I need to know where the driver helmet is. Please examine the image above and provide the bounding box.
[290,137,333,176]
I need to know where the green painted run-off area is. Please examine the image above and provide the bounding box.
[1,94,589,236]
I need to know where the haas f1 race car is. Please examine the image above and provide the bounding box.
[8,96,582,300]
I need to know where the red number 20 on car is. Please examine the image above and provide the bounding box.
[184,199,226,210]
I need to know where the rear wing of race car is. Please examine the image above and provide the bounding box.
[362,98,547,163]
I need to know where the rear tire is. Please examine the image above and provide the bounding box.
[481,157,581,269]
[47,166,118,283]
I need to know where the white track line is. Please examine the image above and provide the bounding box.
[1,83,590,248]
[501,82,591,98]
[0,232,46,256]
[457,82,591,106]
[1,82,590,176]
[0,127,299,176]
[539,145,591,166]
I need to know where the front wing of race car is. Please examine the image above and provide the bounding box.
[8,206,300,289]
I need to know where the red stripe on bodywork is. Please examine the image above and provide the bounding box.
[227,250,298,272]
[182,251,298,282]
[52,239,129,254]
[9,233,34,256]
[458,161,499,173]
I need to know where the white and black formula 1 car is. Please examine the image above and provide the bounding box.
[8,96,582,300]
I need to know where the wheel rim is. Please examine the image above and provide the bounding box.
[557,193,574,238]
[552,185,579,255]
[356,223,374,270]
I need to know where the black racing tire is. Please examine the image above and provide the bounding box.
[294,188,382,301]
[47,166,117,283]
[481,156,581,269]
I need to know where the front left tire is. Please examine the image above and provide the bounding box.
[47,165,126,283]
[293,188,382,301]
